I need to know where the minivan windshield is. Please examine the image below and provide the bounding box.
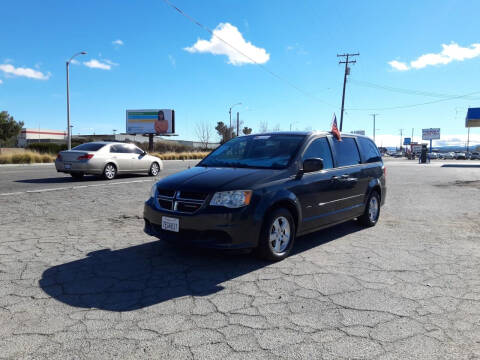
[199,134,306,169]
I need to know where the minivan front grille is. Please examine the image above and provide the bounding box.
[156,189,208,213]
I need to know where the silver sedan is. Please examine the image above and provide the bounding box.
[55,142,163,180]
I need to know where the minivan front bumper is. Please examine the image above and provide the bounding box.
[143,198,261,249]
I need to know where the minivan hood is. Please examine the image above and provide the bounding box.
[156,166,286,192]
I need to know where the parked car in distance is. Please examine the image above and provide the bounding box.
[429,152,438,159]
[144,132,386,261]
[470,152,480,160]
[455,152,467,160]
[442,152,455,160]
[55,142,163,180]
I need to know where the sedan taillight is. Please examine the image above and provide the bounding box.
[56,153,62,161]
[77,154,94,160]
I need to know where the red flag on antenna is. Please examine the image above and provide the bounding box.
[331,113,342,141]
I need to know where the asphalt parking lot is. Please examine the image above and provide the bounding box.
[1,159,479,359]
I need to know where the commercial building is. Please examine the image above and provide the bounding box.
[17,128,67,147]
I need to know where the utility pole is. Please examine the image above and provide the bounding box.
[337,52,359,131]
[467,127,470,152]
[370,113,379,144]
[411,128,414,142]
[399,129,404,151]
[236,112,240,136]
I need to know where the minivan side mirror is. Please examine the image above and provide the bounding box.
[302,158,324,173]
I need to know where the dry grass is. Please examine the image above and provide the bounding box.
[151,151,209,160]
[0,151,55,164]
[0,150,208,164]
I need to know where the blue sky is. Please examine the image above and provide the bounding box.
[1,0,480,147]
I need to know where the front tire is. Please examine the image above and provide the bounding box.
[103,163,117,180]
[256,208,296,261]
[358,191,380,227]
[149,162,160,176]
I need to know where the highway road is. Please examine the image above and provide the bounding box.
[0,160,200,196]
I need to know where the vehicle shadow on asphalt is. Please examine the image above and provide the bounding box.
[15,174,151,184]
[441,164,480,168]
[39,221,363,312]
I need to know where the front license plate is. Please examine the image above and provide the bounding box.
[162,216,179,232]
[64,163,71,169]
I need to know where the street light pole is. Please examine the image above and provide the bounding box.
[66,51,87,150]
[229,102,242,130]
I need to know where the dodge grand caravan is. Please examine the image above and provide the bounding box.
[144,132,386,260]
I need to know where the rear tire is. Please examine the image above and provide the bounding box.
[70,172,84,179]
[103,163,117,180]
[149,162,160,176]
[358,191,380,227]
[255,208,296,261]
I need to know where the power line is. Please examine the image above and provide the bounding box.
[350,79,480,100]
[162,0,336,108]
[346,90,480,111]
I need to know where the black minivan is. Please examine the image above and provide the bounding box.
[144,132,386,260]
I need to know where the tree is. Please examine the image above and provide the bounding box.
[242,126,252,135]
[215,121,235,144]
[258,121,269,133]
[195,122,212,150]
[0,111,24,147]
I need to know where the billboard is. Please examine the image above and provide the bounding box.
[466,107,480,127]
[126,109,175,135]
[403,137,411,145]
[422,128,440,140]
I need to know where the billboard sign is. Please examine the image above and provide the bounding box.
[352,130,365,136]
[126,109,175,135]
[403,137,411,145]
[422,128,440,140]
[466,107,480,127]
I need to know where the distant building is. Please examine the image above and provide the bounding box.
[17,128,66,147]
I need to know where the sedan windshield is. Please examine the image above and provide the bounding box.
[199,134,306,169]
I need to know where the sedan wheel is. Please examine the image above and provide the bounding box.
[149,162,160,176]
[103,164,116,180]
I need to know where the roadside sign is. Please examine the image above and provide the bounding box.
[403,137,411,145]
[422,128,440,140]
[126,109,175,135]
[466,108,480,127]
[352,130,365,135]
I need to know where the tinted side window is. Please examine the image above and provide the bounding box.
[302,137,333,169]
[332,137,361,167]
[357,137,381,163]
[110,144,131,153]
[133,146,144,154]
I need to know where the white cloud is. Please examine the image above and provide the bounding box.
[83,59,112,70]
[112,39,124,46]
[102,59,118,66]
[388,60,409,71]
[0,79,3,84]
[0,63,50,80]
[389,42,480,71]
[184,22,270,66]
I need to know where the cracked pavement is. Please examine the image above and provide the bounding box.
[1,159,479,359]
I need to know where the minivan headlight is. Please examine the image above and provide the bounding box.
[210,190,252,208]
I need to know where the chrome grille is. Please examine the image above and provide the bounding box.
[156,189,208,213]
